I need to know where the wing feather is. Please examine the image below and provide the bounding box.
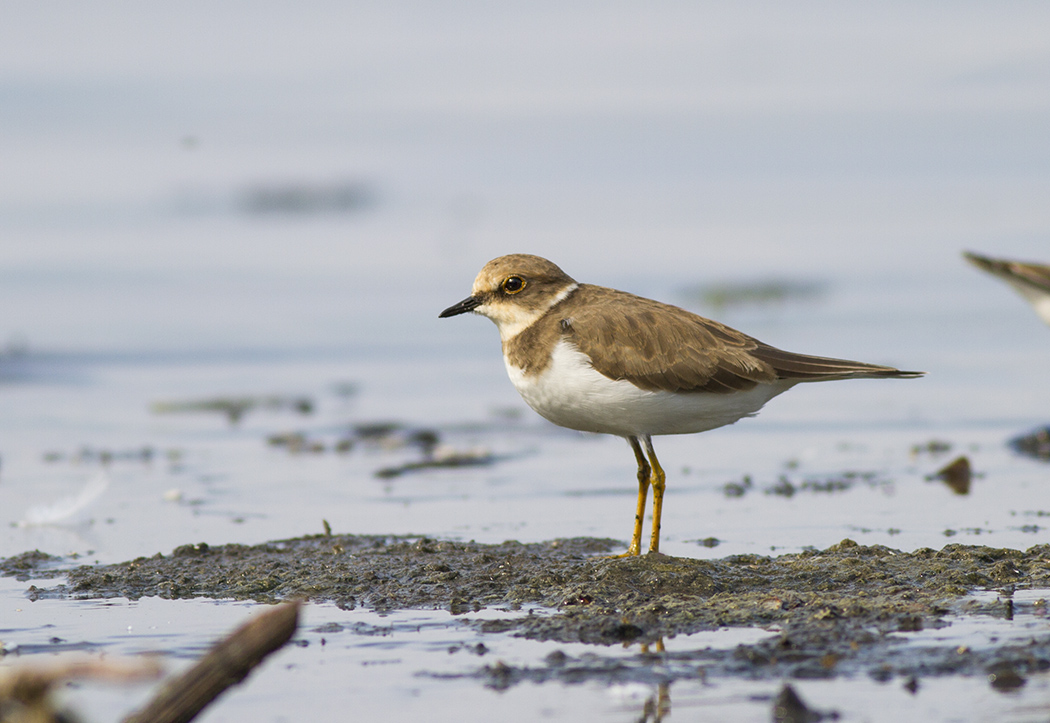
[965,252,1050,293]
[559,285,920,393]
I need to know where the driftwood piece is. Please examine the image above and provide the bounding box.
[0,657,163,723]
[122,601,300,723]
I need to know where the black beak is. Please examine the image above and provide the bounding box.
[439,296,481,318]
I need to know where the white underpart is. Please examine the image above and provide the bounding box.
[505,338,797,437]
[1007,280,1050,325]
[1034,296,1050,325]
[475,282,579,342]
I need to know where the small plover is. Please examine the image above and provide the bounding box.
[965,251,1050,326]
[440,254,922,555]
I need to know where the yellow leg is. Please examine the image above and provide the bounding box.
[609,436,650,557]
[645,436,666,554]
[639,638,666,654]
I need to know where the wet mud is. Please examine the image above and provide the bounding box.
[680,278,826,311]
[1012,426,1050,462]
[6,536,1050,689]
[151,394,315,425]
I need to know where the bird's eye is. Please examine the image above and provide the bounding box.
[502,276,526,294]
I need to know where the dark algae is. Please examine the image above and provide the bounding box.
[6,536,1050,687]
[0,550,63,580]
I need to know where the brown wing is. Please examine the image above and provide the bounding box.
[1013,263,1050,292]
[560,285,921,394]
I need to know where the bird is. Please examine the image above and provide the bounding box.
[439,254,923,556]
[964,251,1050,327]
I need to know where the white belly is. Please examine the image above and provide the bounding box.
[1013,283,1050,325]
[504,339,795,437]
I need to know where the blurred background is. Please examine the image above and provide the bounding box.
[1,1,1049,560]
[3,4,1050,721]
[2,1,1047,355]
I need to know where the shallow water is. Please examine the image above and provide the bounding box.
[3,3,1050,721]
[6,572,1050,723]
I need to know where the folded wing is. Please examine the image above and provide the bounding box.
[561,285,921,394]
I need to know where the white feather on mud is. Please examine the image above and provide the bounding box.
[19,471,111,527]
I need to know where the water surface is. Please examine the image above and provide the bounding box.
[2,3,1050,720]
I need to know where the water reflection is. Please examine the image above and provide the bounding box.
[635,639,671,722]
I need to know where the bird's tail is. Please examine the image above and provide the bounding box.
[754,344,924,382]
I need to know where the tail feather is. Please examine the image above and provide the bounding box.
[753,344,924,382]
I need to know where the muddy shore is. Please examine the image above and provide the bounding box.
[5,535,1050,690]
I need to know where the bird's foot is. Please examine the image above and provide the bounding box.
[603,543,642,559]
